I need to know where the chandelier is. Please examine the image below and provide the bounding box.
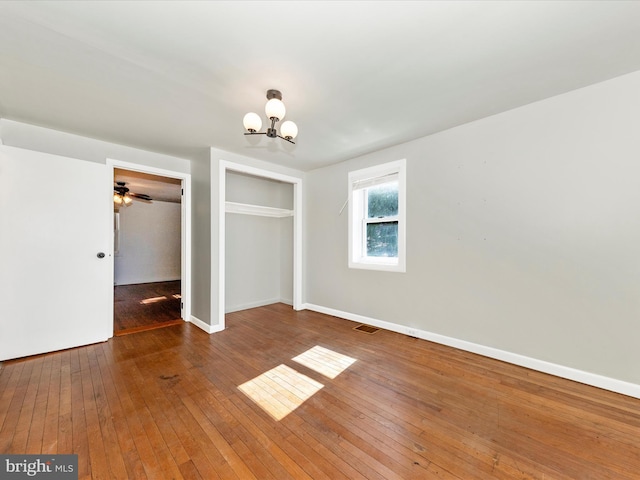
[243,89,298,144]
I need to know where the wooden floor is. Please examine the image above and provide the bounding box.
[1,303,639,479]
[114,281,182,334]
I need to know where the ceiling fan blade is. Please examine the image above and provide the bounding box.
[129,193,153,201]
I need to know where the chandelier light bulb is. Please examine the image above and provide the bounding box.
[243,112,262,132]
[265,98,286,121]
[280,121,298,140]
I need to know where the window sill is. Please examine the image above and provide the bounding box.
[349,258,405,273]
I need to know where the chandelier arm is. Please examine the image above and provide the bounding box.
[276,135,295,144]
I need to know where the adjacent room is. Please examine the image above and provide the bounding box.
[113,168,184,335]
[1,1,639,479]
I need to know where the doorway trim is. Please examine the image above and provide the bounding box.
[107,159,192,324]
[218,160,303,330]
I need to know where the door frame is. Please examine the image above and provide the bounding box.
[107,159,192,324]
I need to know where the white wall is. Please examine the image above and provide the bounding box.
[226,171,293,209]
[189,152,212,324]
[225,214,281,311]
[280,215,294,305]
[305,70,640,389]
[114,200,181,285]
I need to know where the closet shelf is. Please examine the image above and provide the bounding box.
[225,201,293,218]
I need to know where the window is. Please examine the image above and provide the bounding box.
[348,159,406,272]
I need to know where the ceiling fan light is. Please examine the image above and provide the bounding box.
[243,112,262,132]
[123,196,132,205]
[280,121,298,140]
[113,194,123,205]
[265,98,285,121]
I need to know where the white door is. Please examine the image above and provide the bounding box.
[0,145,112,361]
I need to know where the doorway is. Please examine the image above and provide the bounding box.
[108,159,191,335]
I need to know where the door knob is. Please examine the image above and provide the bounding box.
[97,252,106,259]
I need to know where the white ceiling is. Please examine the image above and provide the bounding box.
[1,1,640,172]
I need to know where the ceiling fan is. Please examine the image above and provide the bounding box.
[113,181,152,206]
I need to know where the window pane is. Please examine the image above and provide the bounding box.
[367,183,398,218]
[366,221,398,257]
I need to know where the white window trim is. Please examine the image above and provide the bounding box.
[348,159,406,272]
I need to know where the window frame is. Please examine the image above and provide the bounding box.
[348,159,406,272]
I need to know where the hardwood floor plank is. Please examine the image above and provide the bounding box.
[162,388,225,480]
[0,360,26,450]
[1,303,639,479]
[10,356,43,452]
[90,346,129,480]
[69,349,90,478]
[126,360,192,470]
[25,351,52,452]
[56,350,73,455]
[130,352,192,478]
[41,352,61,454]
[181,395,258,480]
[194,390,280,480]
[82,347,111,479]
[115,361,170,480]
[178,460,204,480]
[196,357,331,480]
[96,353,157,479]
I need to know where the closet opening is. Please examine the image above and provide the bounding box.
[218,161,303,329]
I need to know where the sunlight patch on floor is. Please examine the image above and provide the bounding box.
[140,296,167,304]
[238,364,324,421]
[292,345,357,379]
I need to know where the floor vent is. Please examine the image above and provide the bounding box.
[354,324,380,334]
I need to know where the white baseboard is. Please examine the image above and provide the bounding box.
[189,315,224,334]
[301,303,640,400]
[225,298,288,314]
